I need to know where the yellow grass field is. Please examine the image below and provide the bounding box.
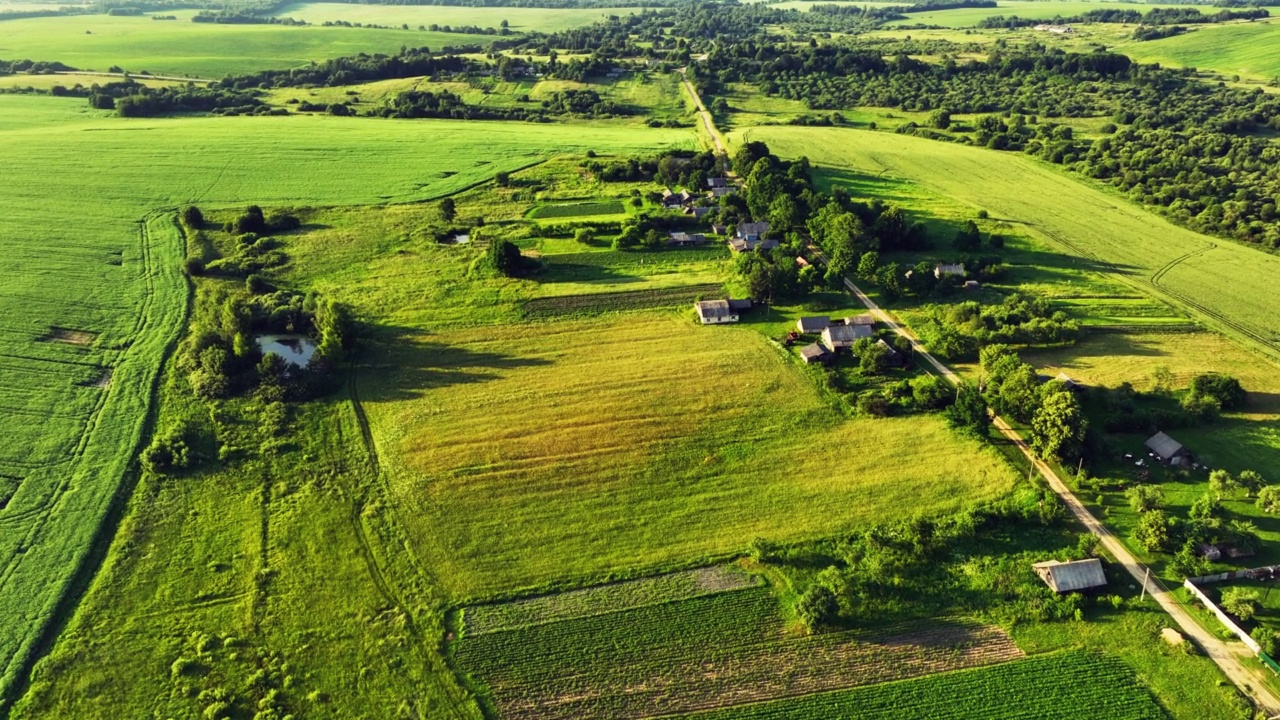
[361,313,1018,601]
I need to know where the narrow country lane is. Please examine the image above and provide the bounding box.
[811,245,1280,714]
[678,68,727,155]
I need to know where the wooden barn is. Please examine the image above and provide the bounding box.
[1033,558,1107,593]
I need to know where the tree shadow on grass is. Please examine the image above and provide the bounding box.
[537,262,642,285]
[356,324,553,401]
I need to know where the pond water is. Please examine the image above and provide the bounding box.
[256,334,316,368]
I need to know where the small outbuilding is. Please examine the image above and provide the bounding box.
[1033,558,1107,594]
[821,323,874,351]
[1146,431,1190,464]
[799,343,832,364]
[796,316,831,334]
[877,338,908,368]
[668,231,707,247]
[1055,372,1083,392]
[934,263,966,279]
[694,299,739,325]
[843,314,876,327]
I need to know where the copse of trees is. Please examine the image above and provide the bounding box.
[912,292,1077,361]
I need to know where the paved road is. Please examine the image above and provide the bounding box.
[678,68,726,155]
[818,247,1280,713]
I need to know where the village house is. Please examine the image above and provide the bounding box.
[1033,558,1107,593]
[684,206,713,219]
[843,314,875,327]
[821,323,874,352]
[709,185,735,199]
[711,224,727,236]
[662,188,679,207]
[694,299,739,324]
[799,343,832,364]
[730,221,778,252]
[667,231,707,247]
[796,316,831,334]
[1146,431,1191,465]
[934,263,965,279]
[707,177,728,189]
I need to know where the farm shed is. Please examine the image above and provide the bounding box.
[727,299,753,312]
[729,237,779,252]
[963,280,981,290]
[799,343,831,364]
[1032,558,1107,593]
[711,224,727,235]
[822,323,874,351]
[1145,431,1190,464]
[694,300,739,324]
[736,221,771,242]
[668,232,707,247]
[934,263,965,279]
[684,206,713,219]
[796,316,831,334]
[1055,372,1083,392]
[844,314,875,326]
[707,177,728,189]
[877,339,907,368]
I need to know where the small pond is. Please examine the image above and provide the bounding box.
[256,334,316,368]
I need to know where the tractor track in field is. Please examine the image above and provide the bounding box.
[346,367,476,720]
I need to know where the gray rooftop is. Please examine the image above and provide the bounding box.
[1145,431,1186,460]
[1033,558,1107,593]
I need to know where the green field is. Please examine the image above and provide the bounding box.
[0,11,493,78]
[674,651,1165,719]
[884,0,1187,27]
[363,312,1017,601]
[735,125,1280,361]
[1115,19,1280,82]
[278,2,635,31]
[0,94,689,708]
[456,580,1026,718]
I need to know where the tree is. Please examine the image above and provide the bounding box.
[1258,485,1280,514]
[857,251,880,281]
[747,537,777,562]
[952,219,982,252]
[944,382,988,438]
[573,228,594,245]
[487,239,525,277]
[181,205,204,228]
[1238,469,1267,497]
[1189,372,1246,410]
[1188,491,1223,522]
[1134,510,1172,552]
[911,374,952,410]
[796,584,838,632]
[856,338,891,374]
[495,171,511,187]
[1208,469,1238,498]
[928,109,951,130]
[1127,485,1164,513]
[1030,391,1087,462]
[1221,587,1260,621]
[440,197,456,222]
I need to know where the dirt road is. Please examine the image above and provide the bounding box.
[820,249,1280,713]
[678,68,727,155]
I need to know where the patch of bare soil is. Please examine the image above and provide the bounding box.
[41,327,97,346]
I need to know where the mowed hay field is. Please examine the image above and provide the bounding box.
[1115,20,1280,82]
[737,126,1280,359]
[362,313,1018,601]
[278,2,635,31]
[0,11,491,78]
[0,94,689,703]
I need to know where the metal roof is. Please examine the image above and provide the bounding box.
[1145,431,1185,460]
[1033,558,1107,593]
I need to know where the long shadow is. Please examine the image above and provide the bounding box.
[538,262,640,285]
[356,324,553,402]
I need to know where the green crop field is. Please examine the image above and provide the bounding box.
[0,94,689,707]
[277,2,635,31]
[735,125,1280,362]
[673,651,1166,719]
[455,581,1025,718]
[0,11,493,78]
[883,0,1187,28]
[526,200,625,218]
[1114,20,1280,82]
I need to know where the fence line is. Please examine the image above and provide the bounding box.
[1183,578,1262,654]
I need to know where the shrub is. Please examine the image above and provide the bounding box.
[185,257,206,276]
[181,205,204,228]
[1221,587,1260,621]
[1126,485,1164,513]
[747,536,777,562]
[1258,485,1280,514]
[142,428,191,474]
[1190,372,1246,410]
[797,584,838,632]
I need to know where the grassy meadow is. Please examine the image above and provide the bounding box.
[362,313,1017,602]
[278,2,635,31]
[736,125,1280,361]
[0,11,492,78]
[1114,19,1280,83]
[882,0,1188,27]
[0,94,689,710]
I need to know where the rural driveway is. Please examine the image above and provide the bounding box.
[812,246,1280,713]
[679,68,727,155]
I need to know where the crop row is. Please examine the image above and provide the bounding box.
[464,566,760,636]
[671,651,1166,720]
[522,284,722,317]
[455,585,1026,720]
[527,200,626,218]
[547,246,728,269]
